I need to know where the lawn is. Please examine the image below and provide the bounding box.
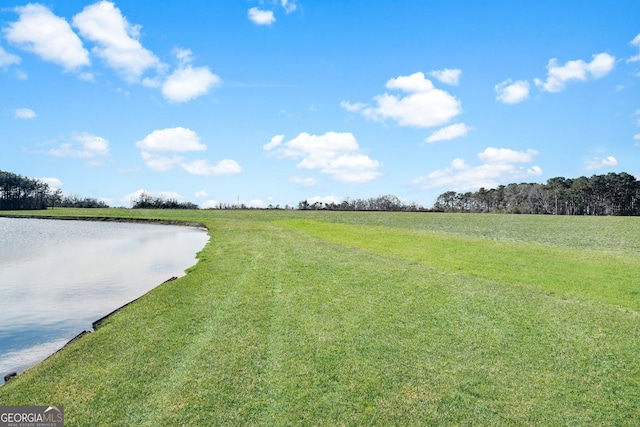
[1,209,639,425]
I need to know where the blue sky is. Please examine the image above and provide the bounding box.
[2,1,640,208]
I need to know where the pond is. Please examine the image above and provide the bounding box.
[0,217,209,383]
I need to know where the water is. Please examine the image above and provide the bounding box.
[0,217,209,382]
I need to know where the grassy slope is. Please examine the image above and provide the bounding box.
[0,209,639,425]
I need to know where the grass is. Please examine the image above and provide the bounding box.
[1,209,639,425]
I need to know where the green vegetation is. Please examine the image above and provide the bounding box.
[1,209,639,425]
[434,172,640,215]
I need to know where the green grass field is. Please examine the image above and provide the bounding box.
[1,209,639,425]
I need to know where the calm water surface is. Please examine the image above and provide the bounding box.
[0,217,209,381]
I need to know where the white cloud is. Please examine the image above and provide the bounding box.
[386,72,434,92]
[340,101,366,112]
[281,0,298,13]
[247,198,266,208]
[37,177,63,190]
[195,190,208,199]
[586,156,618,170]
[534,53,615,93]
[136,127,240,175]
[413,147,542,191]
[425,123,471,143]
[248,8,275,25]
[266,132,382,183]
[201,199,221,209]
[289,176,319,187]
[0,46,21,68]
[72,1,161,81]
[4,4,90,71]
[79,72,95,82]
[139,152,183,171]
[478,147,538,164]
[158,48,220,103]
[173,47,193,65]
[46,133,110,160]
[495,79,530,104]
[344,72,461,128]
[181,159,241,176]
[628,33,640,63]
[135,127,206,152]
[429,68,462,85]
[15,108,36,119]
[161,65,221,103]
[264,134,285,150]
[634,134,640,147]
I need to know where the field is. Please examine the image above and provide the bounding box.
[1,209,639,425]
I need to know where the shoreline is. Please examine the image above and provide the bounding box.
[0,213,208,231]
[0,214,209,385]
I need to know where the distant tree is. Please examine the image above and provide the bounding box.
[131,191,198,209]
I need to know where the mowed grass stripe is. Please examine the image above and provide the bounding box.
[275,219,640,311]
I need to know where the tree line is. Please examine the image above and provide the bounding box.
[0,170,51,209]
[298,195,426,211]
[433,172,640,215]
[0,170,109,210]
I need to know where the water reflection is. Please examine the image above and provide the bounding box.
[0,217,209,381]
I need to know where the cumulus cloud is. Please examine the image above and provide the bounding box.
[201,199,220,209]
[495,79,530,104]
[478,147,538,163]
[136,127,241,176]
[342,72,461,128]
[263,134,285,150]
[429,68,462,85]
[586,156,618,170]
[139,152,183,171]
[37,177,63,190]
[265,131,382,183]
[181,159,242,176]
[534,53,615,93]
[0,45,21,68]
[248,8,275,25]
[72,1,161,81]
[15,108,36,119]
[4,3,90,71]
[289,176,320,187]
[135,127,206,152]
[339,101,366,112]
[46,133,110,160]
[162,65,221,102]
[425,123,471,143]
[413,147,542,191]
[160,48,221,102]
